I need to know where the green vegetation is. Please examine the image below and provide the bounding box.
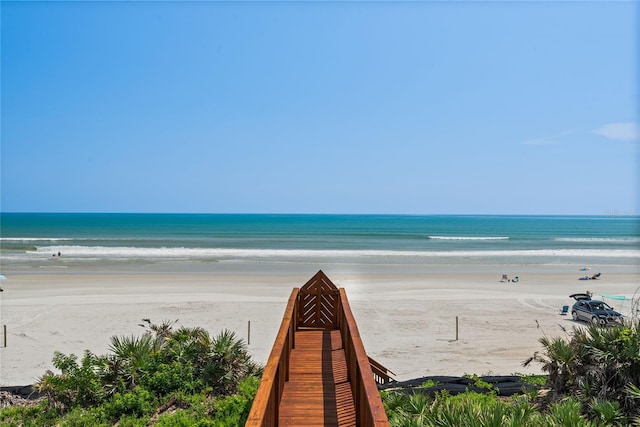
[462,373,495,391]
[524,320,640,417]
[0,320,261,426]
[419,379,439,389]
[3,318,640,426]
[381,388,619,427]
[383,320,640,426]
[516,373,548,387]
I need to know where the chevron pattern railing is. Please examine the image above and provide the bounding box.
[297,270,339,329]
[245,271,389,427]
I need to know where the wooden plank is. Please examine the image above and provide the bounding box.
[278,329,356,427]
[246,272,388,426]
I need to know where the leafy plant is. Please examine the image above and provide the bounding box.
[463,373,495,392]
[548,397,594,427]
[103,386,157,419]
[589,398,627,426]
[419,379,439,388]
[8,319,264,426]
[525,319,640,418]
[0,401,59,427]
[515,373,548,387]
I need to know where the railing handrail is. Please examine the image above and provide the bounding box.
[369,356,396,385]
[338,288,390,426]
[246,281,389,426]
[245,288,299,427]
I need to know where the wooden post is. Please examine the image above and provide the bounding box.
[455,316,459,341]
[3,325,6,348]
[247,320,251,345]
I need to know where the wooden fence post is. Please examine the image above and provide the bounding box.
[455,316,459,341]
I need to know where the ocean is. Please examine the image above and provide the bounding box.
[1,213,639,269]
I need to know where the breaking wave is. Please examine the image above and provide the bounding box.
[23,245,640,260]
[429,236,509,241]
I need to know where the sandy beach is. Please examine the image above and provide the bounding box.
[0,262,638,387]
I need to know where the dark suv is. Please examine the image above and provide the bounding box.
[570,293,623,325]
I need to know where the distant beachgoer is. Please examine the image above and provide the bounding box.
[58,251,61,257]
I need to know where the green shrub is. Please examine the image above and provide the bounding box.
[155,410,215,427]
[381,389,604,427]
[381,390,411,415]
[548,397,594,427]
[103,386,157,419]
[506,395,541,427]
[515,373,548,387]
[57,406,110,427]
[112,414,150,427]
[53,351,104,407]
[419,379,439,388]
[1,321,267,426]
[463,373,495,392]
[526,320,640,419]
[588,398,627,426]
[143,361,200,396]
[209,376,261,426]
[0,401,60,426]
[237,376,260,399]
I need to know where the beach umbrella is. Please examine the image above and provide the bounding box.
[579,267,591,271]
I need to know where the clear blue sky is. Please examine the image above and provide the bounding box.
[1,1,638,215]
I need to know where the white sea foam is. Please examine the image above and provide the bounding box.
[1,237,73,241]
[0,237,167,242]
[31,245,640,260]
[555,237,640,243]
[429,236,509,240]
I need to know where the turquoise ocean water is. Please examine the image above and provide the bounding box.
[0,213,639,268]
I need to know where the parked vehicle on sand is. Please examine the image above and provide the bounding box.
[569,293,623,325]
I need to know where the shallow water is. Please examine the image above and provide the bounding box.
[1,213,638,269]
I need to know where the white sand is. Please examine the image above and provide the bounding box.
[0,262,638,386]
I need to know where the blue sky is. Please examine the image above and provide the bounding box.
[1,1,638,215]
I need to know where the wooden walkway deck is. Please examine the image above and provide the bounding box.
[245,271,391,427]
[279,329,355,426]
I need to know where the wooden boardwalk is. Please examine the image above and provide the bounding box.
[245,271,391,427]
[279,329,355,426]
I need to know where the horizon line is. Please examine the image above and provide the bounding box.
[1,211,638,218]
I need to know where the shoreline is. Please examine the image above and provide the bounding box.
[0,262,638,386]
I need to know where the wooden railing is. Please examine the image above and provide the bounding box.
[245,288,299,427]
[337,288,389,426]
[245,270,389,427]
[368,356,396,386]
[298,271,339,328]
